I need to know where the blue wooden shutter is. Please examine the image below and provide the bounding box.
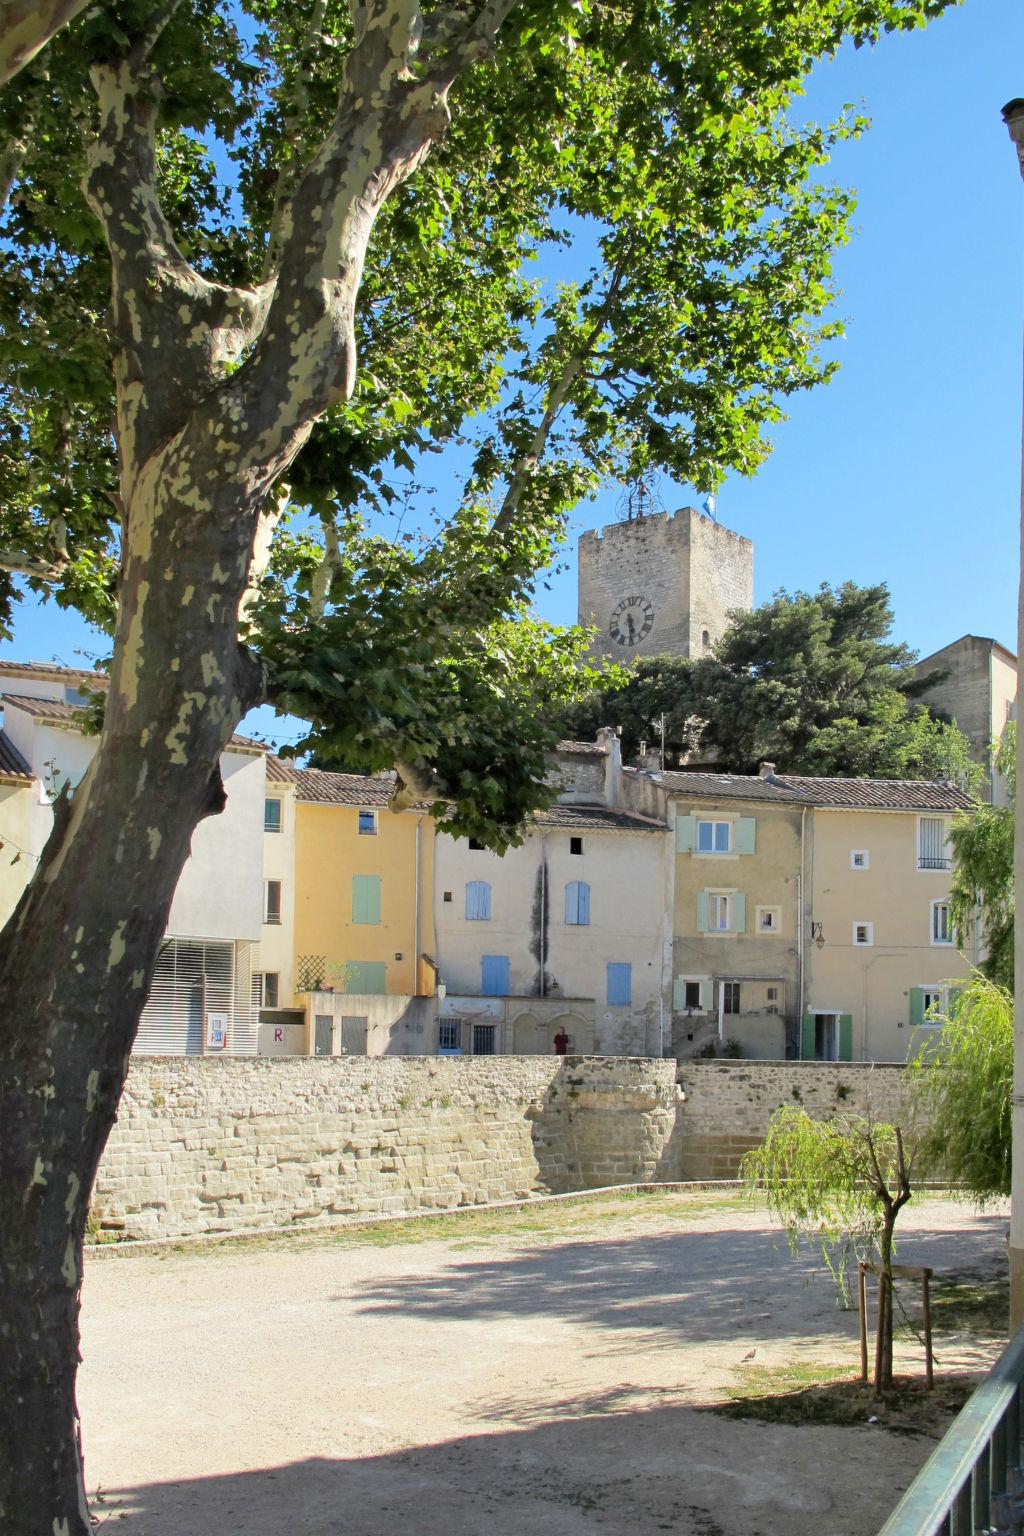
[732,893,746,933]
[481,955,510,996]
[565,881,590,925]
[734,817,756,855]
[344,961,386,994]
[909,988,925,1028]
[802,1013,816,1059]
[676,814,696,853]
[352,874,381,924]
[672,977,686,1010]
[465,880,491,920]
[697,891,710,932]
[607,963,632,1005]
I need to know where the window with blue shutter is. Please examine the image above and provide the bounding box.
[352,874,381,925]
[607,963,632,1005]
[465,880,492,920]
[344,961,387,994]
[565,881,590,925]
[481,955,510,996]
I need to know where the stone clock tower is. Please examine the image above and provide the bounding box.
[578,506,753,664]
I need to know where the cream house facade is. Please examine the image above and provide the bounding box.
[0,660,267,1056]
[433,734,674,1056]
[660,765,976,1062]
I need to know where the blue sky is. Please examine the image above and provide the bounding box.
[3,0,1023,748]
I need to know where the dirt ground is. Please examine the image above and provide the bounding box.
[79,1191,1009,1536]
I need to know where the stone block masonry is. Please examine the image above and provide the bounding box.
[677,1060,911,1180]
[94,1056,684,1239]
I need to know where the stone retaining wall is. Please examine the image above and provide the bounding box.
[676,1060,910,1179]
[94,1055,683,1239]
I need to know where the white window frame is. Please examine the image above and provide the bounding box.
[696,818,732,855]
[930,899,953,947]
[677,974,710,1014]
[358,809,378,836]
[917,815,952,873]
[264,880,282,925]
[850,849,869,870]
[709,892,731,931]
[919,985,950,1027]
[756,904,781,934]
[264,798,282,833]
[722,980,742,1015]
[852,921,873,947]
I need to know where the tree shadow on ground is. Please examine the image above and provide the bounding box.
[92,1395,947,1536]
[342,1214,1007,1352]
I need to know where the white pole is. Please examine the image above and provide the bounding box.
[1001,98,1024,1331]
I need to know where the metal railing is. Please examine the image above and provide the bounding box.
[878,1328,1024,1536]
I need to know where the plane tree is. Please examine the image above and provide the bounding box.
[0,0,953,1528]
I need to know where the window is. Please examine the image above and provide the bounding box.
[918,816,951,871]
[352,874,382,925]
[723,981,741,1014]
[481,955,510,996]
[358,809,377,836]
[701,629,711,650]
[569,836,584,856]
[911,985,953,1028]
[443,890,453,903]
[607,962,632,1005]
[850,850,869,870]
[757,905,780,933]
[852,921,873,947]
[684,980,701,1009]
[766,986,779,1014]
[264,880,282,925]
[469,838,485,850]
[253,972,280,1009]
[473,1023,497,1055]
[710,893,730,931]
[438,1019,462,1054]
[931,900,953,946]
[465,880,492,921]
[264,798,282,833]
[697,819,731,854]
[565,881,590,925]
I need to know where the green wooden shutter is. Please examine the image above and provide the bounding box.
[732,893,746,933]
[802,1013,816,1060]
[676,814,696,853]
[734,817,756,855]
[701,980,714,1013]
[947,984,965,1019]
[344,961,386,994]
[352,874,381,925]
[908,987,924,1028]
[672,977,685,1010]
[697,891,709,932]
[838,1014,854,1061]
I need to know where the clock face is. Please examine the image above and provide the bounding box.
[609,594,654,648]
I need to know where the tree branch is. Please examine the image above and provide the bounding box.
[492,255,627,536]
[0,0,90,87]
[261,0,331,282]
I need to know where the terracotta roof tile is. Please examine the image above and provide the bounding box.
[534,804,666,832]
[1,694,265,754]
[659,769,975,812]
[266,755,302,784]
[294,768,398,806]
[556,739,607,756]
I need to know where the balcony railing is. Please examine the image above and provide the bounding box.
[877,1326,1024,1536]
[918,856,953,872]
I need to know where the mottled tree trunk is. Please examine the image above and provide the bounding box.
[0,474,263,1533]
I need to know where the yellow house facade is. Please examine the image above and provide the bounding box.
[290,768,436,999]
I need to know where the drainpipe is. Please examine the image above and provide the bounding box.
[540,834,547,997]
[413,814,421,996]
[797,806,806,1056]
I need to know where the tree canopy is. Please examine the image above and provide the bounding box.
[559,580,978,782]
[949,726,1014,989]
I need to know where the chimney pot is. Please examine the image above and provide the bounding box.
[759,761,776,780]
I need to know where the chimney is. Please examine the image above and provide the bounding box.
[759,761,777,781]
[596,725,622,807]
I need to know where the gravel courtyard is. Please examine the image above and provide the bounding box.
[79,1191,1009,1536]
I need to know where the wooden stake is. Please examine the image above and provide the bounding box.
[922,1269,934,1390]
[859,1262,869,1383]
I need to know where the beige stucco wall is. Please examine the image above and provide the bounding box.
[434,823,672,1055]
[578,507,752,665]
[672,798,802,1059]
[805,808,973,1062]
[166,749,265,942]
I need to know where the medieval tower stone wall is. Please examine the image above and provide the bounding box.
[578,507,753,664]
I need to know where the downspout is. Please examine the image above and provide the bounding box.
[797,806,806,1058]
[414,814,421,995]
[540,834,547,997]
